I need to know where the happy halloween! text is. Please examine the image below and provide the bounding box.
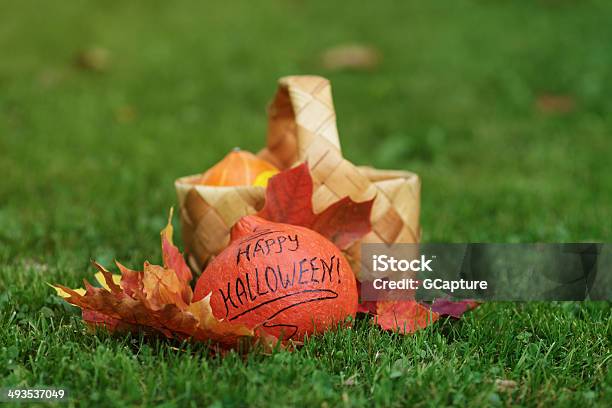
[218,233,343,318]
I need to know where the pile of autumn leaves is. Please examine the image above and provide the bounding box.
[54,164,476,350]
[53,217,262,348]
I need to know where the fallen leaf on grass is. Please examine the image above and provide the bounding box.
[114,105,137,123]
[75,47,111,72]
[357,281,479,333]
[320,44,381,71]
[535,94,575,114]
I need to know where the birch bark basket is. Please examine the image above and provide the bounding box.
[175,75,421,281]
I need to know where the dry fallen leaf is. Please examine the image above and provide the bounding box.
[320,44,381,71]
[75,47,111,72]
[115,106,137,123]
[535,94,575,114]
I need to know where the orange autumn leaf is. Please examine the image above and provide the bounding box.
[257,163,374,250]
[141,262,190,310]
[160,208,192,283]
[375,300,439,334]
[114,260,142,298]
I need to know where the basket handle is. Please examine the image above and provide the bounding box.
[259,75,342,169]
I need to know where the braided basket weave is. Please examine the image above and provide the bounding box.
[175,75,421,280]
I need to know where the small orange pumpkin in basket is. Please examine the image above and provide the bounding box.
[198,148,278,187]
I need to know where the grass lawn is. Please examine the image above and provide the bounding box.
[1,0,611,406]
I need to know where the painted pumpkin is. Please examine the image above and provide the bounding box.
[193,216,358,341]
[198,148,279,187]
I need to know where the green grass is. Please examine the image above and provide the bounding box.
[1,0,611,406]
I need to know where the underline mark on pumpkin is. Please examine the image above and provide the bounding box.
[261,290,340,340]
[228,289,339,321]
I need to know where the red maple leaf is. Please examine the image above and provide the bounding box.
[257,163,374,250]
[366,297,479,333]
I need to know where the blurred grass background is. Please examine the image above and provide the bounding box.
[1,0,610,406]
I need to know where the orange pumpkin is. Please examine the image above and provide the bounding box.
[198,148,279,186]
[193,216,358,341]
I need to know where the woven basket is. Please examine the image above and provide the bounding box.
[175,75,421,280]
